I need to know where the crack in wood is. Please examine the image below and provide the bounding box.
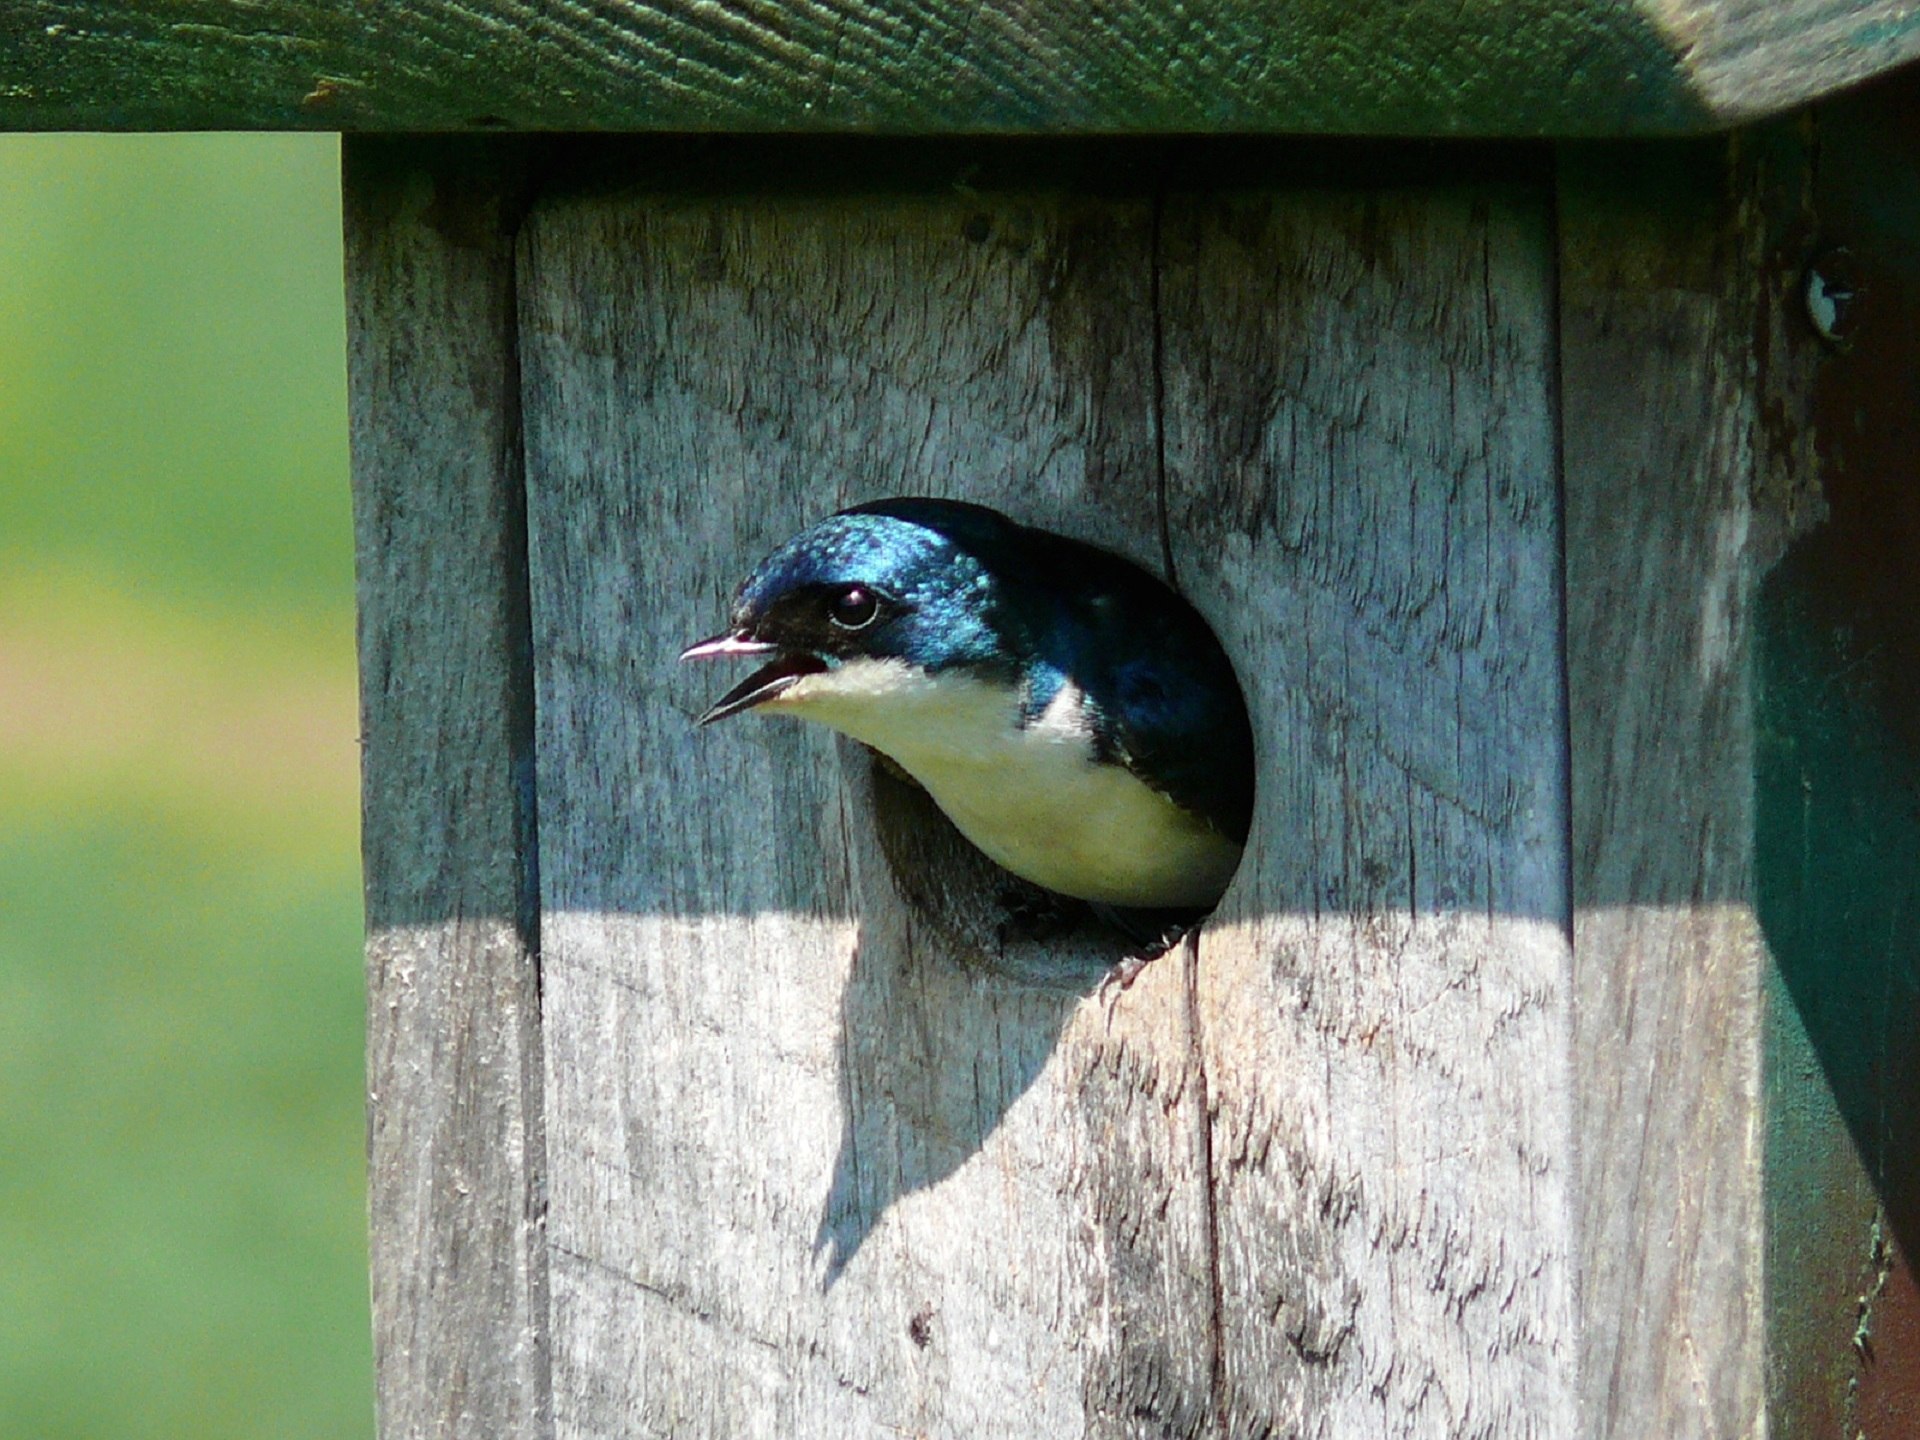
[1181,932,1229,1431]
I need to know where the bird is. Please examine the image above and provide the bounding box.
[682,497,1254,915]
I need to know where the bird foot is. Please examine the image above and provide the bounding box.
[1090,904,1204,1019]
[1096,950,1154,1003]
[1090,902,1199,956]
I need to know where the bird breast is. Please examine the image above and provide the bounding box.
[768,658,1241,908]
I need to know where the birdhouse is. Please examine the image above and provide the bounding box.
[12,6,1919,1435]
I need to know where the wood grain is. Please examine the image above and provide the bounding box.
[7,0,1920,135]
[1557,145,1775,1440]
[517,170,1184,1439]
[1160,183,1576,1437]
[514,145,1580,1437]
[346,137,551,1440]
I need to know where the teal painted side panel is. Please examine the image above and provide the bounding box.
[1759,559,1920,1435]
[1758,68,1920,1439]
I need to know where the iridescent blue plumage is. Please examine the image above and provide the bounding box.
[730,503,1011,680]
[685,497,1255,910]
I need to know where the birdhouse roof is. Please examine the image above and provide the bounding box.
[7,0,1918,134]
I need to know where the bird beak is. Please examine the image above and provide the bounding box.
[681,630,828,725]
[680,632,780,662]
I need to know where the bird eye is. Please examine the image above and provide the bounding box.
[828,585,881,630]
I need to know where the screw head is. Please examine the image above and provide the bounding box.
[1805,248,1865,347]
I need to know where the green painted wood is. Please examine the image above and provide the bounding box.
[1754,72,1920,1438]
[6,0,1920,135]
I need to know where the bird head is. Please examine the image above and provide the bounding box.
[681,499,1019,726]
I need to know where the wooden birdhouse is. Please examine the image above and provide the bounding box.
[12,5,1920,1435]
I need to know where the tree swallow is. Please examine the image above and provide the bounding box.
[682,498,1254,913]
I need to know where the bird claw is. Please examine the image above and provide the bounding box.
[1096,951,1154,1021]
[1092,910,1199,1026]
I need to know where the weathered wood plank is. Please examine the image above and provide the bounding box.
[7,0,1920,135]
[1557,142,1772,1440]
[517,162,1183,1439]
[1161,181,1575,1437]
[346,136,550,1440]
[517,143,1576,1437]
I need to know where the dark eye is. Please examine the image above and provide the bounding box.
[827,585,881,630]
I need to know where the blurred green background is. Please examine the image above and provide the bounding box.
[0,135,370,1436]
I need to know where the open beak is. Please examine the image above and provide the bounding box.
[680,631,829,725]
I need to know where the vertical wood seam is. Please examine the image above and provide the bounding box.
[1543,151,1584,1432]
[502,170,556,1440]
[1543,160,1577,977]
[504,184,545,995]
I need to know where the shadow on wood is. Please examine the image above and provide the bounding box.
[812,764,1105,1280]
